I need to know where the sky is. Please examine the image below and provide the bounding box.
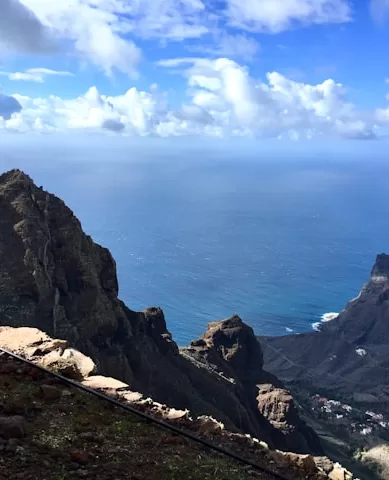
[1,0,389,141]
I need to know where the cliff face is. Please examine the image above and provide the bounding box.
[260,253,389,409]
[0,169,320,455]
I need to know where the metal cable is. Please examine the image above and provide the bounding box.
[0,347,293,480]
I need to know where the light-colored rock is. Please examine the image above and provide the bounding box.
[62,348,96,378]
[82,376,129,390]
[163,408,190,421]
[40,356,84,380]
[38,339,69,354]
[33,347,96,380]
[0,327,94,381]
[361,444,389,480]
[315,456,336,474]
[329,463,353,480]
[0,327,50,352]
[120,391,143,403]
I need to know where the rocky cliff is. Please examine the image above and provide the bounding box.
[0,169,320,455]
[183,316,321,454]
[260,253,389,410]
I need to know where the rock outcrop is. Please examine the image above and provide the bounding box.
[260,253,389,410]
[0,169,320,455]
[184,315,322,454]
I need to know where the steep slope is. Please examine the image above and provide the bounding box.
[0,169,319,455]
[260,254,389,410]
[0,327,355,480]
[0,349,270,480]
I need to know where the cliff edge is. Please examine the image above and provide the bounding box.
[0,326,355,480]
[0,169,319,455]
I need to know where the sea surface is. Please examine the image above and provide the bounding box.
[2,141,389,345]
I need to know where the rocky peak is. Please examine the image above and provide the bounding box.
[370,253,389,282]
[190,314,264,381]
[0,169,34,188]
[187,315,321,454]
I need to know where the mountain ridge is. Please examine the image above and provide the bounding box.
[260,252,389,408]
[0,168,320,456]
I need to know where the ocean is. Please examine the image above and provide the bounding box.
[2,140,389,345]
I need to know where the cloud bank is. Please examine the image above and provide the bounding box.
[1,58,383,139]
[1,1,386,140]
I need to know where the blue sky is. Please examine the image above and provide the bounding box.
[1,0,389,140]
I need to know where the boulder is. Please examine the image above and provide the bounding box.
[0,327,50,353]
[0,416,26,439]
[82,376,129,391]
[39,348,95,381]
[328,464,353,480]
[61,349,96,378]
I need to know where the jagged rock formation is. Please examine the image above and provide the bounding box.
[260,253,389,410]
[0,326,355,480]
[183,316,322,454]
[0,169,319,455]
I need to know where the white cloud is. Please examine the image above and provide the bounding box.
[376,108,389,123]
[156,58,200,68]
[127,0,209,40]
[0,58,381,140]
[14,0,209,76]
[188,32,260,59]
[226,0,351,33]
[0,68,73,83]
[160,57,377,139]
[0,0,56,55]
[375,86,389,123]
[19,0,141,77]
[1,0,356,78]
[370,0,389,24]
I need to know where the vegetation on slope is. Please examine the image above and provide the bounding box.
[0,352,276,480]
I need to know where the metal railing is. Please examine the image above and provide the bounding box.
[0,347,292,480]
